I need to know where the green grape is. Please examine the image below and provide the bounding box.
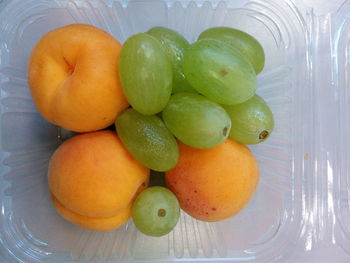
[183,39,256,105]
[198,27,265,74]
[119,33,172,115]
[147,27,195,94]
[224,94,274,144]
[132,186,180,237]
[115,108,179,172]
[162,92,231,149]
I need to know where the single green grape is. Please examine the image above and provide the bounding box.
[198,27,265,74]
[183,39,256,105]
[132,186,180,237]
[147,27,195,94]
[224,94,274,144]
[162,92,231,149]
[119,33,172,115]
[115,108,179,171]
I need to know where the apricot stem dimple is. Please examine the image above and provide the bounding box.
[158,208,166,217]
[259,130,269,140]
[63,56,74,75]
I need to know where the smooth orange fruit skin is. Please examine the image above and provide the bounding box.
[52,195,132,231]
[48,130,149,230]
[166,139,259,222]
[28,24,128,132]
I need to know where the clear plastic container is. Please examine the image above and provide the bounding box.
[334,0,350,256]
[0,0,348,262]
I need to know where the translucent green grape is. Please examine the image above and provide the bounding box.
[183,39,256,105]
[224,94,274,144]
[147,27,195,93]
[119,33,172,115]
[198,27,265,74]
[162,92,231,149]
[115,109,179,171]
[132,186,180,237]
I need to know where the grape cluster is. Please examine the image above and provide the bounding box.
[116,26,274,236]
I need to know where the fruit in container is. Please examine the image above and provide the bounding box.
[224,94,274,144]
[198,26,265,74]
[162,92,231,149]
[166,139,259,222]
[28,24,128,132]
[118,33,172,115]
[48,130,150,231]
[115,108,179,172]
[51,195,133,232]
[132,186,180,237]
[26,23,269,235]
[147,26,195,93]
[183,39,257,105]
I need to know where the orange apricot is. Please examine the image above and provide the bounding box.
[48,130,149,230]
[28,24,128,132]
[166,139,259,222]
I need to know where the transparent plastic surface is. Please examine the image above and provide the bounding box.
[334,0,350,257]
[0,0,347,262]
